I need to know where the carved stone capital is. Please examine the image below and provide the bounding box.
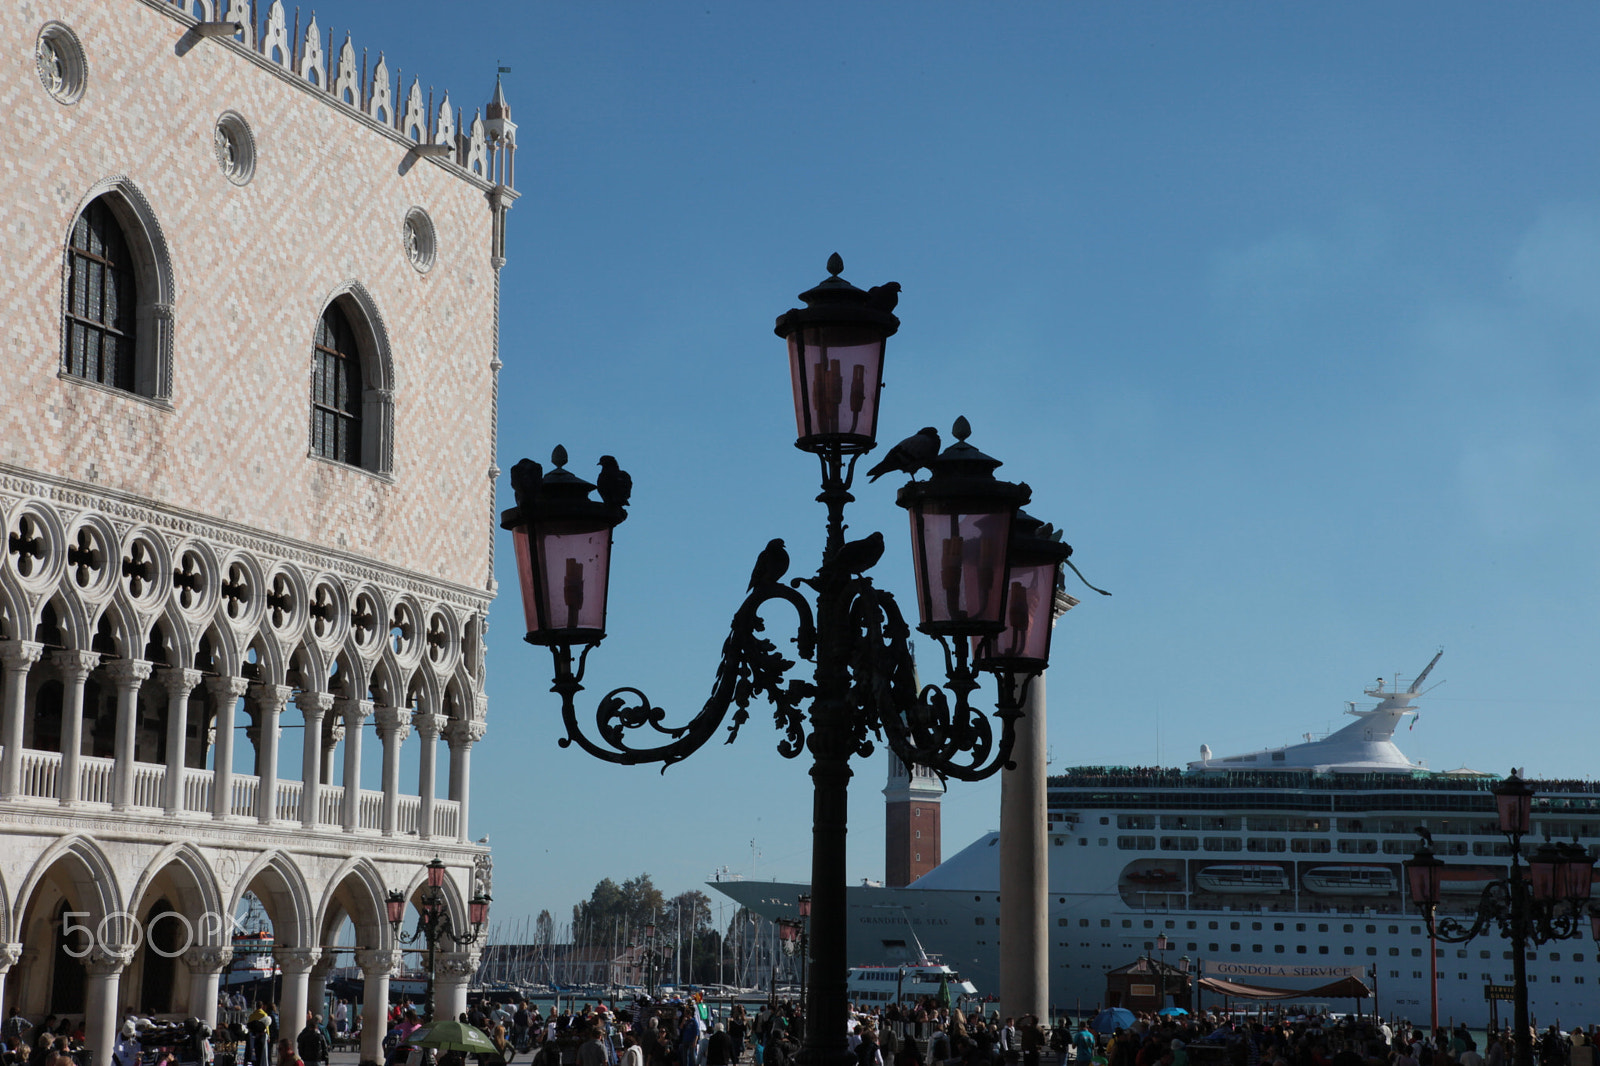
[295,689,335,721]
[443,717,486,747]
[103,659,155,688]
[336,697,374,726]
[252,683,295,714]
[413,712,447,739]
[326,720,346,745]
[355,948,403,977]
[52,649,100,682]
[273,946,321,974]
[0,641,44,672]
[435,951,479,980]
[206,675,250,700]
[182,945,234,973]
[0,942,21,972]
[374,706,412,743]
[84,945,133,976]
[166,667,205,700]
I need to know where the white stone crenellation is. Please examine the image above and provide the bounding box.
[141,0,517,190]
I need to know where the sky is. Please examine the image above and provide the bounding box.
[308,1,1600,944]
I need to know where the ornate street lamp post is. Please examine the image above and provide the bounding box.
[778,894,812,1034]
[386,857,492,1023]
[502,256,1084,1066]
[1403,772,1596,1066]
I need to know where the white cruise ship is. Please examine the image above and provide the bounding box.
[712,654,1600,1024]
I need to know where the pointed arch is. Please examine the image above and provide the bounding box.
[311,280,394,475]
[125,842,225,945]
[62,177,175,400]
[229,850,313,949]
[15,834,124,935]
[315,856,392,950]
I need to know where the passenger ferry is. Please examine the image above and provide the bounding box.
[846,961,979,1008]
[714,654,1600,1024]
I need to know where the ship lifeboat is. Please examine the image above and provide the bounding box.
[1124,867,1183,887]
[1301,865,1397,896]
[1194,864,1288,894]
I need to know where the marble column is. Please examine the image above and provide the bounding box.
[106,659,154,810]
[997,592,1074,1026]
[0,641,44,799]
[356,949,401,1064]
[183,945,233,1027]
[309,953,338,1027]
[0,943,20,1024]
[321,716,343,785]
[162,668,204,814]
[415,713,443,840]
[444,718,484,842]
[434,950,479,1022]
[374,706,411,837]
[252,684,291,824]
[338,698,372,832]
[207,676,247,819]
[84,949,130,1066]
[274,947,320,1039]
[296,691,333,830]
[55,650,100,807]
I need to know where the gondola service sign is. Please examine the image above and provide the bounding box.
[1201,962,1368,979]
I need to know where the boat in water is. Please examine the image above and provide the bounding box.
[712,653,1600,1024]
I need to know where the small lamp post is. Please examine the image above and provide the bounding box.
[386,857,491,1022]
[1403,772,1597,1066]
[1154,933,1169,1009]
[503,257,1088,1066]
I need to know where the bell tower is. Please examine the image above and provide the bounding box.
[884,754,945,886]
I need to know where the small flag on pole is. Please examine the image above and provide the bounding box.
[498,65,512,74]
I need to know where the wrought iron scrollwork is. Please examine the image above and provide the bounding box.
[554,559,817,770]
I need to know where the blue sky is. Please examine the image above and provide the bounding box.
[313,2,1600,941]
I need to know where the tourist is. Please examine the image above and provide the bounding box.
[112,1022,142,1066]
[297,1013,330,1066]
[277,1038,303,1066]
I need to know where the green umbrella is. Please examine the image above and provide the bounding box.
[412,1021,497,1054]
[938,974,953,1010]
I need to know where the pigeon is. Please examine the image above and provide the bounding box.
[597,455,632,508]
[833,531,885,575]
[1414,826,1434,848]
[865,427,940,483]
[747,538,790,592]
[866,281,902,313]
[509,458,542,511]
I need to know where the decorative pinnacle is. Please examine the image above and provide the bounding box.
[826,252,844,277]
[551,445,568,469]
[952,416,972,441]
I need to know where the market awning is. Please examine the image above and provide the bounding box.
[1197,976,1371,1001]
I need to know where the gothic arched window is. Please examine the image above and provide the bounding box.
[312,303,364,466]
[64,197,137,390]
[61,184,174,400]
[309,287,393,475]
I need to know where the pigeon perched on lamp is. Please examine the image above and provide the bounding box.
[865,426,940,483]
[747,539,790,592]
[597,455,633,508]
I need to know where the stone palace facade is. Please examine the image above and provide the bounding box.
[0,1,514,1060]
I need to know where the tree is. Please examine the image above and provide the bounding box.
[571,873,665,946]
[535,910,554,945]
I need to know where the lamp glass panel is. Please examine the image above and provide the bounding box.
[787,326,884,444]
[1495,787,1532,835]
[1571,861,1595,903]
[470,898,490,926]
[511,525,540,635]
[386,896,406,925]
[1406,861,1440,905]
[427,862,446,888]
[908,506,1012,629]
[1529,855,1558,902]
[533,520,613,634]
[974,559,1055,664]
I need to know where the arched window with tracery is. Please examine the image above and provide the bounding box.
[64,197,137,390]
[60,183,174,400]
[311,303,363,466]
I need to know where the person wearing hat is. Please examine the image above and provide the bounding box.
[112,1022,141,1066]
